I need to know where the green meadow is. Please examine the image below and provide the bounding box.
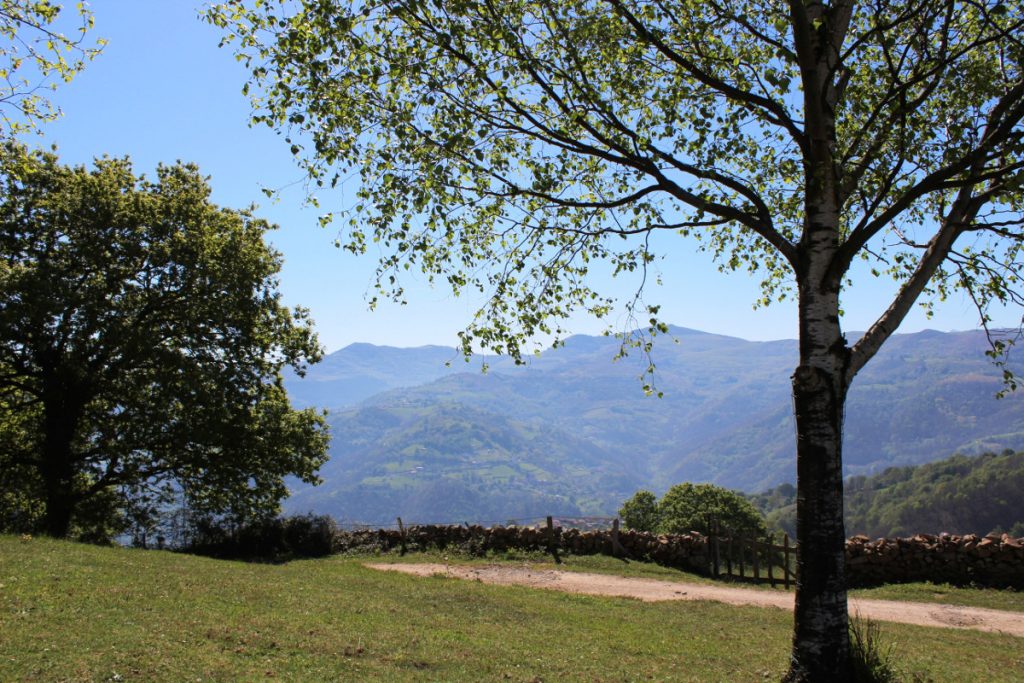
[2,537,1022,682]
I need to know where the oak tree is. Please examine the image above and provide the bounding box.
[208,1,1024,678]
[0,144,329,539]
[620,483,768,536]
[618,489,659,532]
[658,482,768,537]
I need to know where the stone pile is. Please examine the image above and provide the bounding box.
[845,532,1024,588]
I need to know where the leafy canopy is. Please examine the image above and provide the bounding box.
[0,1,105,136]
[208,0,1024,375]
[620,483,768,536]
[0,143,329,537]
[618,489,659,532]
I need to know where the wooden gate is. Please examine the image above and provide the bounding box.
[707,517,798,589]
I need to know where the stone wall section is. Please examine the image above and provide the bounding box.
[845,532,1024,589]
[333,524,1024,589]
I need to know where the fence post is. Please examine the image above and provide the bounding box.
[711,517,720,578]
[546,515,561,564]
[783,534,790,590]
[767,533,775,588]
[396,517,407,556]
[752,536,759,581]
[611,518,629,559]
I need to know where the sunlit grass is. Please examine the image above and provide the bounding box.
[851,581,1024,613]
[1,536,1022,681]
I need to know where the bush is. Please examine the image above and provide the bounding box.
[618,490,660,532]
[282,514,337,557]
[658,483,767,537]
[185,513,337,560]
[619,483,769,537]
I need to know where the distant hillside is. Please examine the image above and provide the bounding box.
[284,401,643,524]
[284,327,1024,520]
[751,450,1024,538]
[284,343,477,410]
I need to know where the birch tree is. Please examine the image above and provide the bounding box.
[207,1,1024,678]
[0,1,105,136]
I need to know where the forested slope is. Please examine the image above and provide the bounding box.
[751,451,1024,538]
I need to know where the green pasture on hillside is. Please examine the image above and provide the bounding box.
[1,537,1022,681]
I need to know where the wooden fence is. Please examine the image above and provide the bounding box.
[707,517,798,589]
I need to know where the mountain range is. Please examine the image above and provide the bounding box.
[282,327,1024,524]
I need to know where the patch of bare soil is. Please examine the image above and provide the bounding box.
[365,562,1024,638]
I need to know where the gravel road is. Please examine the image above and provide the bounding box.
[366,562,1024,637]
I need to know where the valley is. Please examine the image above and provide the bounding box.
[284,327,1024,525]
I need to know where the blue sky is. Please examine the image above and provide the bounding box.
[30,1,1008,354]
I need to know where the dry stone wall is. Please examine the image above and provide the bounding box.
[845,532,1024,589]
[332,524,1024,589]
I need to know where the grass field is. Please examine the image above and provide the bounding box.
[2,536,1023,681]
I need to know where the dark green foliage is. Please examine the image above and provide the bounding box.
[746,482,799,537]
[0,465,42,533]
[658,483,767,537]
[746,482,796,516]
[0,143,329,539]
[753,451,1024,539]
[845,451,1024,538]
[620,483,768,537]
[618,490,659,532]
[185,513,337,560]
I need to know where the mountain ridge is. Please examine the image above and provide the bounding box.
[283,326,1024,523]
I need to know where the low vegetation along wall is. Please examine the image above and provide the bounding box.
[334,524,710,573]
[334,523,1024,589]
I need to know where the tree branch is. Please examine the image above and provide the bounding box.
[837,79,1024,276]
[847,192,979,381]
[605,0,808,153]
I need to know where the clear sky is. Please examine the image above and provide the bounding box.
[31,1,1012,353]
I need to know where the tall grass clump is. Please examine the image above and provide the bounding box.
[848,616,908,682]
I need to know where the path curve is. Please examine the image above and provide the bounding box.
[366,562,1024,638]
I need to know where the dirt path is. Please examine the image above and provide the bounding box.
[366,562,1024,638]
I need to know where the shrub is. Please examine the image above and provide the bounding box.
[619,483,769,537]
[657,483,767,537]
[619,490,660,532]
[184,513,337,560]
[282,513,337,557]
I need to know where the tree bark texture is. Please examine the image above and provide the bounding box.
[39,367,84,538]
[787,362,850,682]
[41,420,77,538]
[786,104,852,676]
[785,276,854,681]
